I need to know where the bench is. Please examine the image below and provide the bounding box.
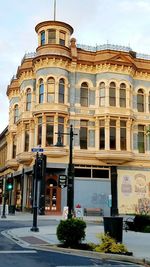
[84,208,103,216]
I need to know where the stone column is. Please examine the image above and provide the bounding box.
[127,119,132,151]
[116,85,120,107]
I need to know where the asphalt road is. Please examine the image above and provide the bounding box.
[0,219,145,267]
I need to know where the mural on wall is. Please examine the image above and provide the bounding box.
[121,176,132,196]
[135,198,150,214]
[118,170,150,214]
[91,193,108,205]
[135,174,147,196]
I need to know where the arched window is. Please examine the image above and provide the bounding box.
[109,82,116,106]
[80,82,88,107]
[39,79,44,103]
[26,88,31,111]
[41,31,45,45]
[137,89,144,112]
[14,105,19,123]
[47,77,55,103]
[120,83,126,107]
[99,82,105,106]
[59,78,65,103]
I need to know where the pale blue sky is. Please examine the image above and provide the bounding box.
[1,0,150,132]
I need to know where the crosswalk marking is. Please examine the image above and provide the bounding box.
[0,250,37,253]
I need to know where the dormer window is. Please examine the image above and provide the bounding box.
[59,31,65,46]
[41,31,45,45]
[48,29,56,44]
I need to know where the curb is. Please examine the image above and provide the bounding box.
[25,244,150,267]
[2,228,150,266]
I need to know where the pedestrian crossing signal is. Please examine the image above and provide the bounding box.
[6,177,13,191]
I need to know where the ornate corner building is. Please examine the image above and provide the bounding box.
[1,19,150,215]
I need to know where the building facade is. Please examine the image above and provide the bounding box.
[1,19,150,215]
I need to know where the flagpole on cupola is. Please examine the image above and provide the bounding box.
[54,0,56,21]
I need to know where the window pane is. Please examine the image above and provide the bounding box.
[59,32,65,45]
[46,125,53,146]
[38,117,42,145]
[39,82,44,103]
[80,83,88,107]
[25,131,29,152]
[110,128,116,149]
[75,168,91,178]
[47,78,55,103]
[93,169,109,178]
[138,125,145,153]
[41,31,45,45]
[59,79,65,103]
[26,90,31,111]
[80,127,87,149]
[48,30,56,44]
[120,128,126,150]
[99,128,105,149]
[109,83,116,106]
[137,90,144,112]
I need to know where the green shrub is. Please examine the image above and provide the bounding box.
[94,233,128,254]
[56,218,86,247]
[134,215,150,232]
[143,225,150,233]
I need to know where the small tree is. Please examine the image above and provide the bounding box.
[56,218,86,247]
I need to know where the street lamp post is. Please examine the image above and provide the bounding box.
[55,125,77,218]
[1,176,7,219]
[67,125,74,218]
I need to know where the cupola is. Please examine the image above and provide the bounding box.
[35,20,74,51]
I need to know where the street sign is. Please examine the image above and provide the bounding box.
[31,148,44,153]
[58,175,67,188]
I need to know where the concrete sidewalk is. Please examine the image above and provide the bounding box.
[1,212,150,264]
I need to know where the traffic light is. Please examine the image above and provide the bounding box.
[35,154,47,180]
[6,177,13,191]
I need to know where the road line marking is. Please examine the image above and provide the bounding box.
[0,250,37,253]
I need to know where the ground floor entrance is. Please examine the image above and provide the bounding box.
[45,174,61,214]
